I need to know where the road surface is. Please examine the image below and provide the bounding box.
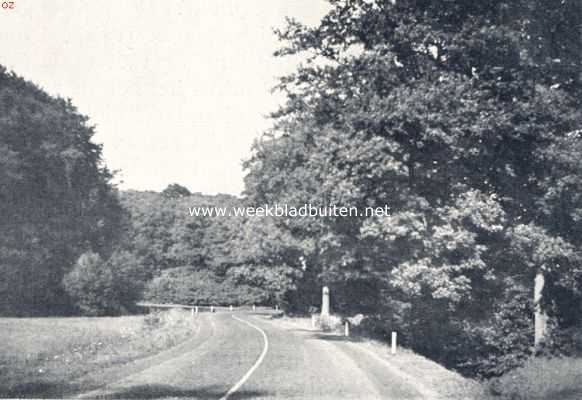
[77,311,429,400]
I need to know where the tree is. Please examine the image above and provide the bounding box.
[0,66,125,316]
[243,0,582,373]
[162,183,192,198]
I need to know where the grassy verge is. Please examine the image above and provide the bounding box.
[0,309,197,398]
[356,340,492,400]
[488,356,582,400]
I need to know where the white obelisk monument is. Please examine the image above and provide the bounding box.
[321,286,330,318]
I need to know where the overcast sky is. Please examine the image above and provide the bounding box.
[1,0,329,195]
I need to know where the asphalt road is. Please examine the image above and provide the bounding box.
[77,311,427,400]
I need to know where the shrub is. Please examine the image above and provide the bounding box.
[63,251,143,316]
[352,285,537,379]
[554,326,582,357]
[314,315,343,332]
[455,288,535,378]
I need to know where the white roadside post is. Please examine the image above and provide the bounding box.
[311,314,316,329]
[191,308,194,317]
[211,306,214,313]
[253,304,256,311]
[230,305,233,312]
[195,306,199,314]
[344,321,350,337]
[391,331,397,355]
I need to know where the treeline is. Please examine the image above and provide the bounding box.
[118,188,298,308]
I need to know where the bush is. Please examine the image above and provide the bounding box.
[314,315,343,332]
[454,288,535,378]
[351,285,537,379]
[554,326,582,356]
[63,251,143,316]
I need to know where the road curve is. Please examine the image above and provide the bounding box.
[76,311,426,399]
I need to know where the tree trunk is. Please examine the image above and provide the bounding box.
[534,270,548,347]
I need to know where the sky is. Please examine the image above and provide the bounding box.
[1,0,330,195]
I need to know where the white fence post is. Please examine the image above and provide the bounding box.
[195,306,198,314]
[191,308,194,316]
[230,305,233,312]
[344,321,350,337]
[391,331,397,355]
[253,304,256,311]
[311,314,316,329]
[211,306,214,313]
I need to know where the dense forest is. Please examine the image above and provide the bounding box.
[2,0,582,380]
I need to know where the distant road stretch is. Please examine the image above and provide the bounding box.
[77,311,428,400]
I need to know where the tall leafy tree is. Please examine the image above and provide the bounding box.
[162,183,192,199]
[0,67,124,315]
[244,0,582,373]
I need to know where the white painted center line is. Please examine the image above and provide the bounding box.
[220,315,269,400]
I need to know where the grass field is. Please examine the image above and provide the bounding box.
[0,309,197,398]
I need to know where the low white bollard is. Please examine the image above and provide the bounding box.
[191,308,194,316]
[275,305,279,311]
[391,331,397,355]
[195,306,199,314]
[229,305,233,312]
[211,306,214,313]
[252,305,256,311]
[344,321,350,337]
